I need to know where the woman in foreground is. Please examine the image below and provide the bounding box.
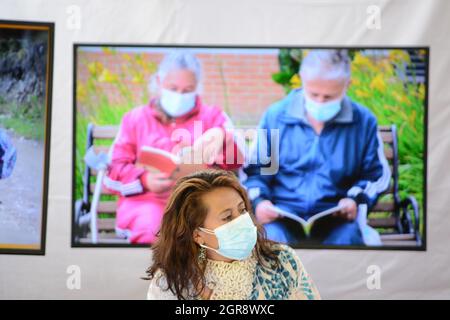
[145,169,321,300]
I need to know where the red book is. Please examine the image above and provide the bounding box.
[136,146,179,176]
[136,146,207,179]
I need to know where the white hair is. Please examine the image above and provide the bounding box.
[149,50,203,94]
[299,49,351,82]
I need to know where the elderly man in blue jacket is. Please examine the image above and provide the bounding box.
[243,50,391,245]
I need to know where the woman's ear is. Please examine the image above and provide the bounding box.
[193,229,204,246]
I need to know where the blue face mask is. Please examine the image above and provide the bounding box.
[304,92,343,122]
[198,212,257,261]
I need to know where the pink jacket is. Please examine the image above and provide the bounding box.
[104,97,242,201]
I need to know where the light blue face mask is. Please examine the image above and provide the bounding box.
[198,212,257,261]
[304,92,343,122]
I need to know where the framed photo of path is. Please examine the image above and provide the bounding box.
[0,20,54,255]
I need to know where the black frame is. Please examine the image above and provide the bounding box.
[0,20,54,255]
[71,44,428,251]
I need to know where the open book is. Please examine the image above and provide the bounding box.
[270,204,345,236]
[136,145,208,180]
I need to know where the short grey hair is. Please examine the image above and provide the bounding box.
[299,49,351,82]
[149,50,203,94]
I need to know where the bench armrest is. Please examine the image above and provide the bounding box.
[400,195,422,246]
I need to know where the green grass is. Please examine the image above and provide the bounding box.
[0,116,45,140]
[0,96,45,141]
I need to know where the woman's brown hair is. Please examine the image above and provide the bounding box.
[144,169,279,299]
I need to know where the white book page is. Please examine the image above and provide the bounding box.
[270,204,345,229]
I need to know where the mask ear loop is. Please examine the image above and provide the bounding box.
[197,227,219,253]
[198,227,215,235]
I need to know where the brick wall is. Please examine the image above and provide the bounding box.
[77,48,285,126]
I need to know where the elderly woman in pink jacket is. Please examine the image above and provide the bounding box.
[104,50,243,244]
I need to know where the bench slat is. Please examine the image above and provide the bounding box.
[377,181,394,195]
[78,237,129,244]
[380,233,415,241]
[93,199,396,214]
[92,126,119,139]
[90,184,115,195]
[378,125,392,131]
[384,145,394,160]
[97,218,116,231]
[79,238,417,246]
[381,240,418,246]
[368,217,397,228]
[372,201,395,212]
[380,131,394,144]
[96,202,398,218]
[98,201,118,213]
[93,145,111,154]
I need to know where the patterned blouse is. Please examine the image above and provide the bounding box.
[147,243,321,300]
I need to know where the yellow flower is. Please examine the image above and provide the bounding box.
[370,74,386,92]
[379,59,394,75]
[76,81,87,102]
[145,61,158,74]
[134,54,143,66]
[418,83,425,100]
[351,77,361,87]
[123,54,131,61]
[392,91,403,103]
[290,73,302,89]
[102,47,115,55]
[131,73,144,84]
[98,68,118,83]
[302,49,310,59]
[408,110,417,125]
[389,50,410,64]
[353,52,373,67]
[400,95,411,106]
[87,62,104,77]
[355,89,370,98]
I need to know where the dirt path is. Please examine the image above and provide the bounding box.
[0,131,44,245]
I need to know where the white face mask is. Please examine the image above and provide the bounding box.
[160,88,197,117]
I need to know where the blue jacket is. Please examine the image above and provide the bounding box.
[243,88,391,219]
[0,129,17,179]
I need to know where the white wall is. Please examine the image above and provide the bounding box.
[1,0,450,299]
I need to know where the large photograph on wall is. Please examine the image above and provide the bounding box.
[72,45,427,250]
[0,21,53,255]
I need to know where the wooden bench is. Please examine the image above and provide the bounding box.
[74,123,421,247]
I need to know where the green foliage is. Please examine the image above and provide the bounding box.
[75,48,157,200]
[271,48,302,94]
[0,95,45,140]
